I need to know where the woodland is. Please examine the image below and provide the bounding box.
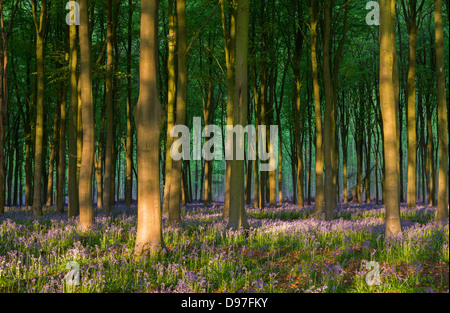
[0,0,448,294]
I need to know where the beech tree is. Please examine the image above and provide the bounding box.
[78,0,95,230]
[227,0,250,230]
[434,0,449,221]
[380,0,402,237]
[31,0,47,217]
[134,0,165,255]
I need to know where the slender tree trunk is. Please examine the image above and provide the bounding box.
[435,0,449,220]
[227,0,250,230]
[0,3,5,214]
[375,125,380,204]
[0,0,19,213]
[125,0,134,208]
[356,130,363,204]
[78,0,95,230]
[222,2,235,219]
[293,80,304,208]
[67,20,80,217]
[340,93,349,204]
[57,81,66,212]
[13,122,20,206]
[426,91,436,206]
[162,0,176,218]
[31,0,47,217]
[46,109,59,207]
[323,0,337,220]
[168,0,187,227]
[6,122,14,207]
[380,0,402,237]
[103,0,115,216]
[77,76,82,185]
[366,128,371,203]
[309,0,323,214]
[406,19,418,209]
[134,0,165,255]
[252,63,260,209]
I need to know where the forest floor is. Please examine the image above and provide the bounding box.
[0,201,448,293]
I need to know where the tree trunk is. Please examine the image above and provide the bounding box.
[57,81,67,212]
[78,0,95,230]
[406,20,418,209]
[162,0,176,217]
[323,0,337,220]
[227,0,250,230]
[13,122,20,206]
[134,0,165,255]
[380,0,402,237]
[365,129,371,203]
[31,0,47,217]
[125,0,134,208]
[222,1,235,219]
[103,0,115,216]
[426,90,436,206]
[0,3,4,214]
[168,0,187,227]
[356,132,363,204]
[435,0,449,220]
[46,108,59,207]
[252,62,260,209]
[309,0,323,214]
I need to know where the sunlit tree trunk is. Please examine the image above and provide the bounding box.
[168,0,187,227]
[401,0,424,209]
[77,76,82,185]
[78,0,95,230]
[309,0,323,213]
[227,0,250,230]
[134,0,165,255]
[434,0,449,221]
[162,0,176,217]
[31,0,47,217]
[380,0,402,237]
[125,0,134,208]
[323,0,337,220]
[103,0,115,216]
[221,1,235,219]
[266,68,276,206]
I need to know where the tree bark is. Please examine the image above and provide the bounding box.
[78,0,95,230]
[309,0,323,213]
[222,1,235,219]
[227,0,250,230]
[401,0,423,209]
[134,0,165,255]
[103,0,115,216]
[31,0,47,217]
[125,0,134,208]
[162,0,176,218]
[380,0,402,237]
[168,0,187,227]
[57,81,66,212]
[46,108,59,207]
[435,0,449,220]
[323,0,337,220]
